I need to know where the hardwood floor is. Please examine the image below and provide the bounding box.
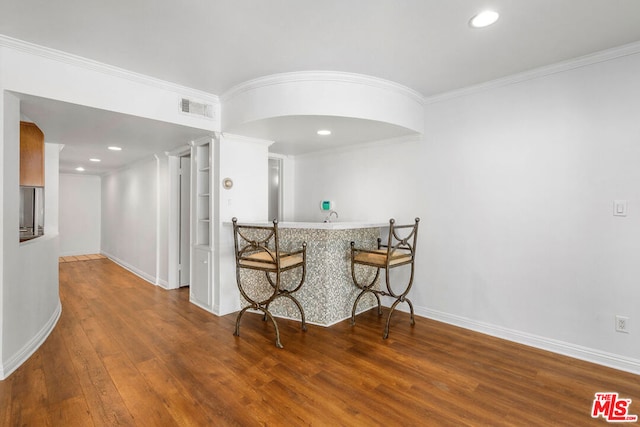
[59,254,107,263]
[1,259,638,426]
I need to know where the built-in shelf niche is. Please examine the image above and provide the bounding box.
[194,141,211,247]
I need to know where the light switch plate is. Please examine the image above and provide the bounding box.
[614,200,628,217]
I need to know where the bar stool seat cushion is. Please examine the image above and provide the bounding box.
[354,248,412,267]
[239,251,304,270]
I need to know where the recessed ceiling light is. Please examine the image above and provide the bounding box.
[108,146,122,151]
[75,167,85,172]
[469,10,499,28]
[317,129,332,136]
[89,158,101,162]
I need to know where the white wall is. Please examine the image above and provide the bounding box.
[292,51,640,373]
[294,136,423,223]
[101,158,160,284]
[1,92,61,379]
[215,134,271,315]
[218,135,271,224]
[101,155,171,287]
[59,173,101,256]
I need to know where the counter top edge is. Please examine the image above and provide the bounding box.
[226,221,388,230]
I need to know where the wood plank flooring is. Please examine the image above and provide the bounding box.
[59,254,107,263]
[1,258,639,426]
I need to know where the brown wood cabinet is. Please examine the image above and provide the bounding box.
[20,121,45,187]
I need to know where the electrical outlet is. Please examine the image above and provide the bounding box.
[615,315,630,333]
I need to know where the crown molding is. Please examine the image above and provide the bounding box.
[425,40,640,105]
[0,34,219,104]
[221,70,425,105]
[6,33,638,113]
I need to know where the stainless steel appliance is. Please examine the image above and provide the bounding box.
[19,186,44,241]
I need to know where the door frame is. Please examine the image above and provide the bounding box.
[167,145,192,289]
[268,153,290,221]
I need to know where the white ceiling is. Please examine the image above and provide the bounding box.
[236,115,418,156]
[18,95,209,175]
[3,0,640,173]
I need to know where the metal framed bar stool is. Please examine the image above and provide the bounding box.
[232,218,307,348]
[350,218,419,339]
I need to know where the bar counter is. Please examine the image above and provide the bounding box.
[236,221,386,326]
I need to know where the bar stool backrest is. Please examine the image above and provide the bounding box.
[232,218,281,269]
[384,218,420,267]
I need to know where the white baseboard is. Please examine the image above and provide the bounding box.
[212,302,221,316]
[101,251,158,286]
[215,299,240,317]
[0,300,62,380]
[411,305,640,375]
[155,278,169,288]
[189,297,215,314]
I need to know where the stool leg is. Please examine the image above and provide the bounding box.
[406,298,415,326]
[265,292,307,332]
[285,293,307,331]
[261,308,284,349]
[382,297,416,339]
[381,259,417,338]
[351,288,382,325]
[234,306,252,337]
[383,298,402,339]
[350,261,381,325]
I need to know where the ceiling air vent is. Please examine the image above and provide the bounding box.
[180,98,214,119]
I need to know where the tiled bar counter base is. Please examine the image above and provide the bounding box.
[237,223,386,326]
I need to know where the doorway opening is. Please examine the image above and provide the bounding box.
[168,147,193,290]
[268,157,282,221]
